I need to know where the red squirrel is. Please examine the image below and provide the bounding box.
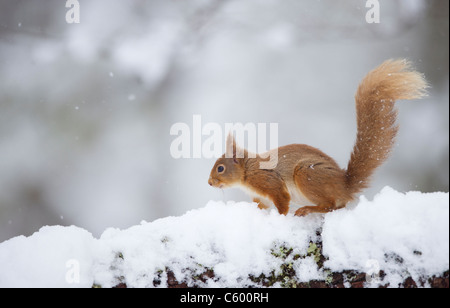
[208,59,428,216]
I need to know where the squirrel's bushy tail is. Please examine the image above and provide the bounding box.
[345,59,428,196]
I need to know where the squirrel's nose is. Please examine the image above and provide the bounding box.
[208,177,218,187]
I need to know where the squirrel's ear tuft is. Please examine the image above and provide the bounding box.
[226,132,242,164]
[225,132,236,159]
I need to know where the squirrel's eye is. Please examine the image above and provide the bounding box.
[217,165,225,173]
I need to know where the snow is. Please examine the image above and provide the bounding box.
[95,202,323,287]
[0,187,448,288]
[322,187,449,286]
[0,226,98,288]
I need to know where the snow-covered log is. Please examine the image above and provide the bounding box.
[0,187,448,288]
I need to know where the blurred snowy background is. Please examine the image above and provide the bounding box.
[0,0,448,242]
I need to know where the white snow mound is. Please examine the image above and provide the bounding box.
[0,187,448,288]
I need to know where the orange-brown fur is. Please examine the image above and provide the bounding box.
[208,59,428,216]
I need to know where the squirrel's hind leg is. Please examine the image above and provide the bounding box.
[294,201,336,216]
[293,161,349,216]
